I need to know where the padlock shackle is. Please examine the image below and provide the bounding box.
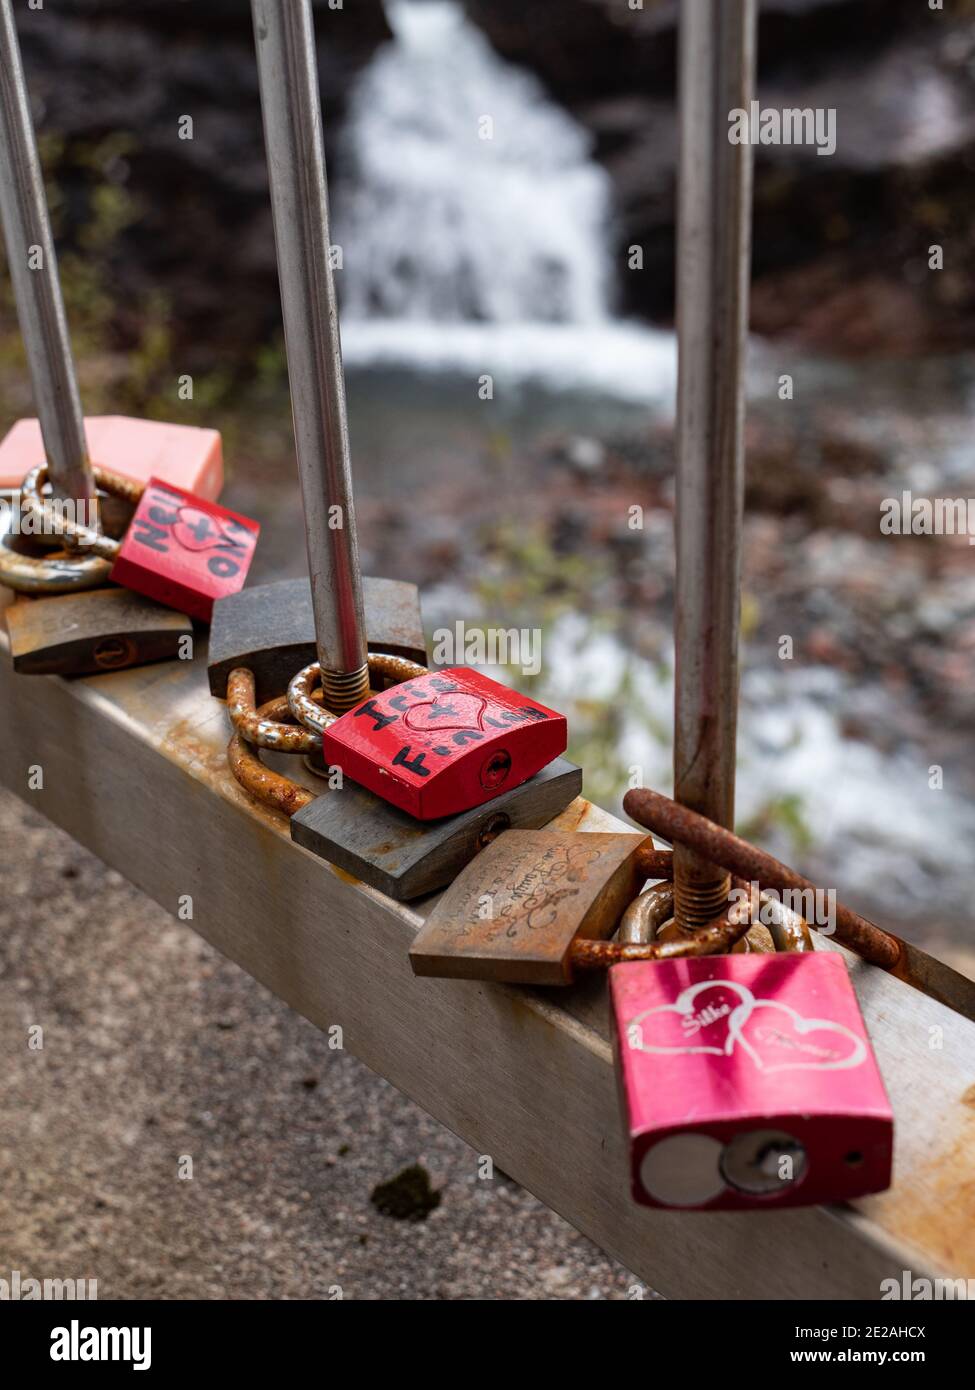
[616,876,812,955]
[227,653,426,755]
[571,876,754,971]
[251,0,369,714]
[287,655,428,735]
[0,500,110,593]
[228,652,427,810]
[624,785,902,970]
[672,0,757,929]
[20,461,142,560]
[228,695,317,818]
[0,0,94,506]
[227,667,322,754]
[617,883,675,944]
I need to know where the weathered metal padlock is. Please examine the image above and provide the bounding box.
[21,464,259,622]
[409,830,649,984]
[609,888,894,1210]
[207,575,427,705]
[4,588,191,675]
[225,667,582,900]
[408,833,746,984]
[288,659,567,820]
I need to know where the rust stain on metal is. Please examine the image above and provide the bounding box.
[885,1116,975,1273]
[162,716,228,780]
[328,864,362,888]
[548,797,593,833]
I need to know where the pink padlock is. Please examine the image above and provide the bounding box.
[609,951,893,1210]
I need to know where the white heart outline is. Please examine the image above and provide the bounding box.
[626,979,756,1057]
[730,998,867,1074]
[624,977,869,1075]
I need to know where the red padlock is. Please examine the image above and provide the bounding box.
[319,666,567,820]
[21,466,258,623]
[110,478,258,622]
[610,951,893,1210]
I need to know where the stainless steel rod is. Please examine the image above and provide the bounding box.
[0,0,93,504]
[251,0,369,711]
[672,0,757,929]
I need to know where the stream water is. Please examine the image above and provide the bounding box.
[327,0,975,947]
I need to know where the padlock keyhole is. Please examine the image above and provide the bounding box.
[480,749,512,791]
[93,636,135,670]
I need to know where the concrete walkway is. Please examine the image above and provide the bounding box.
[0,790,642,1301]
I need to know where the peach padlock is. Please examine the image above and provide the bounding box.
[0,416,223,500]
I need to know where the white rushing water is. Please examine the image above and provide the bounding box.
[536,614,975,924]
[336,0,676,402]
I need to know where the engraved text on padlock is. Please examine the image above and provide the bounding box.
[409,829,645,982]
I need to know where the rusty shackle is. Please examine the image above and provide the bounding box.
[226,652,428,814]
[623,786,902,972]
[0,461,142,594]
[20,461,142,560]
[0,502,110,593]
[570,873,813,971]
[226,653,427,754]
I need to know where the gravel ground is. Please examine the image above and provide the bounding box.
[0,790,642,1301]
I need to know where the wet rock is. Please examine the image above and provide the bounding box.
[463,0,975,354]
[16,0,391,370]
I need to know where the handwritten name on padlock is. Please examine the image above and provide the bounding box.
[610,953,894,1210]
[111,479,259,622]
[322,668,567,819]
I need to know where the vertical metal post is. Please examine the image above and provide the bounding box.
[251,0,369,713]
[673,0,757,929]
[0,0,93,505]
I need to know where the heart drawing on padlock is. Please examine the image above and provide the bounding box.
[403,692,488,733]
[172,505,243,554]
[732,999,867,1074]
[628,979,867,1074]
[627,980,753,1058]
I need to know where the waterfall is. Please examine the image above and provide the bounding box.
[335,0,676,402]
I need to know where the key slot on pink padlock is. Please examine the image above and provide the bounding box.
[609,881,894,1211]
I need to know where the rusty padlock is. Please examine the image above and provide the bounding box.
[207,575,428,706]
[407,831,748,984]
[1,479,192,675]
[609,885,893,1210]
[287,657,567,820]
[4,588,192,676]
[21,464,259,623]
[225,667,582,900]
